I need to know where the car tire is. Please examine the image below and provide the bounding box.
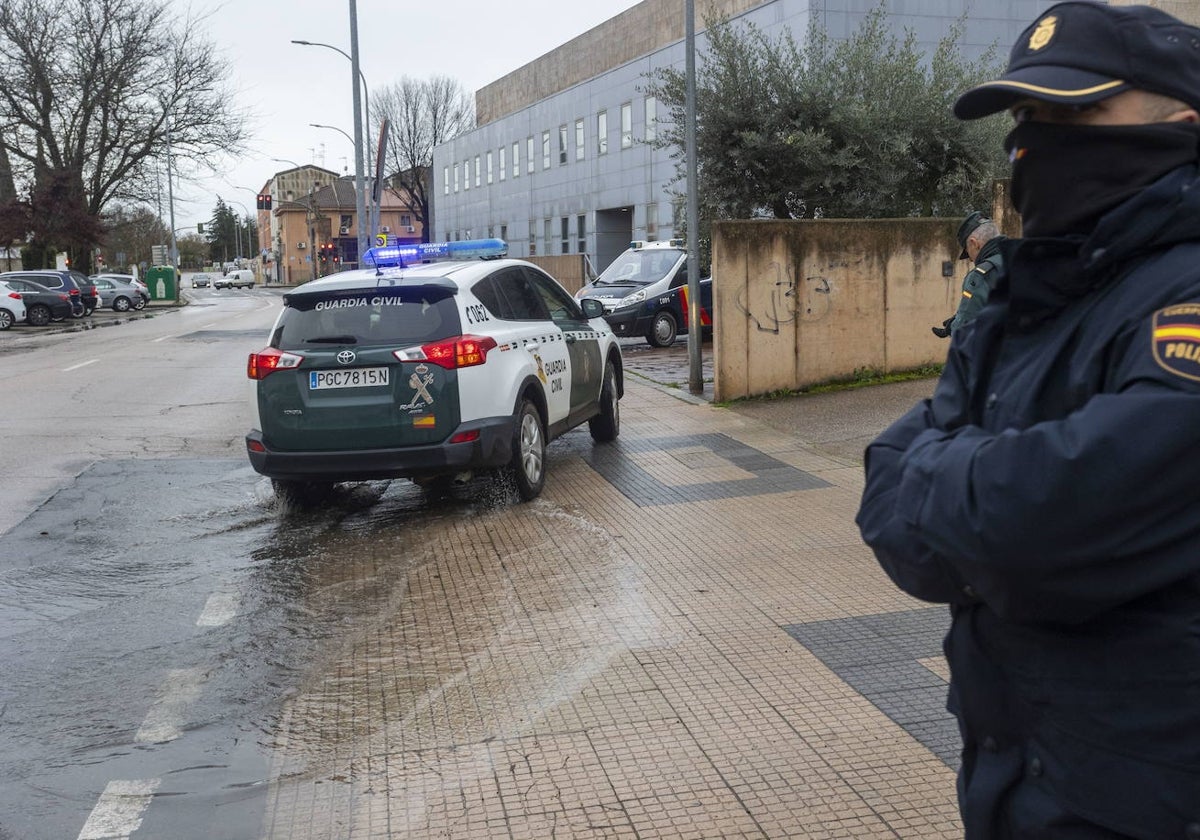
[507,398,546,501]
[113,296,132,312]
[588,361,620,442]
[27,304,51,327]
[71,305,86,319]
[84,304,95,316]
[647,310,677,347]
[272,479,334,508]
[134,297,146,310]
[0,308,12,330]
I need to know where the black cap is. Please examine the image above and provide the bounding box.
[957,211,985,259]
[955,1,1200,120]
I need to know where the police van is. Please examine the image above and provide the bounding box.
[575,239,712,347]
[245,239,624,505]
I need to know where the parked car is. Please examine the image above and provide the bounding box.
[92,273,149,298]
[0,277,73,325]
[0,281,28,329]
[245,238,623,505]
[191,273,213,288]
[574,239,714,347]
[90,276,147,311]
[0,270,98,318]
[214,269,254,290]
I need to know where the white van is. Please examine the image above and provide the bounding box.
[215,269,255,290]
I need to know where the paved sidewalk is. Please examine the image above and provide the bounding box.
[261,367,956,838]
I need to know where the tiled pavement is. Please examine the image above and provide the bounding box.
[257,355,958,839]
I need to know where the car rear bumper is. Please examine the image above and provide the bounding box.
[245,415,518,482]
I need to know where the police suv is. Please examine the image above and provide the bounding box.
[575,239,712,347]
[245,239,624,504]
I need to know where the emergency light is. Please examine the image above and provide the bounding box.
[363,238,508,269]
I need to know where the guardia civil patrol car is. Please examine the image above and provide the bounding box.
[575,239,712,347]
[245,239,623,504]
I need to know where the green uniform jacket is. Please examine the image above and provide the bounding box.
[949,236,1006,334]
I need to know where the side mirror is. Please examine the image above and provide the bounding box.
[580,298,604,319]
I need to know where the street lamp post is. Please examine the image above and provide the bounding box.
[291,29,370,265]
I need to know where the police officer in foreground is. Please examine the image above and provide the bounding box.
[932,212,1006,338]
[856,2,1200,837]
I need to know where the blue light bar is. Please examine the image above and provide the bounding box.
[363,238,508,269]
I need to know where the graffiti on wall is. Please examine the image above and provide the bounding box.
[735,260,832,333]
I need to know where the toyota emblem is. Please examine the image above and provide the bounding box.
[337,350,356,365]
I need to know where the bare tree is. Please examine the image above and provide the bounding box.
[0,0,247,270]
[373,75,473,241]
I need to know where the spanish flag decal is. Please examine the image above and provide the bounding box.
[1152,304,1200,381]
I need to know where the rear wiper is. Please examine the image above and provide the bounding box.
[304,335,358,344]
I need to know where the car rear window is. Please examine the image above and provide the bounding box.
[273,287,461,350]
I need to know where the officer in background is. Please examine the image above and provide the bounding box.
[931,212,1006,338]
[857,2,1200,837]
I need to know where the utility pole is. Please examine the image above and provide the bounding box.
[685,0,703,395]
[349,0,368,266]
[166,117,180,302]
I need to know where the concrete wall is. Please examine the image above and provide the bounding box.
[712,219,963,401]
[527,254,591,295]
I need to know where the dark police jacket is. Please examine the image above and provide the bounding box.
[949,236,1006,334]
[857,164,1200,839]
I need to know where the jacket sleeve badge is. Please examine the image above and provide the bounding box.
[1151,303,1200,382]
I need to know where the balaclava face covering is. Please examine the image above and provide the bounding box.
[1004,120,1200,237]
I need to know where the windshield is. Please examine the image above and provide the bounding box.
[594,248,682,286]
[273,287,460,350]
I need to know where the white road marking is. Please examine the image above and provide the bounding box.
[200,321,221,329]
[76,779,160,840]
[62,359,99,372]
[151,334,174,343]
[196,591,239,627]
[134,667,206,744]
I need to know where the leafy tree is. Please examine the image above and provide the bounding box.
[373,76,474,241]
[206,198,249,265]
[0,0,246,272]
[646,4,1010,223]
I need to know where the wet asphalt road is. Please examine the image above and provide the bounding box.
[0,289,936,839]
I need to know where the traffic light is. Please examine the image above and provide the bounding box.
[256,194,272,211]
[197,222,205,234]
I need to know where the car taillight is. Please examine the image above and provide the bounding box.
[57,294,69,302]
[247,347,304,380]
[68,288,80,296]
[395,335,498,369]
[6,292,20,300]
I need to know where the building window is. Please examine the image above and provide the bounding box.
[529,220,537,256]
[513,142,521,178]
[645,96,657,142]
[499,146,506,181]
[401,214,411,226]
[463,159,470,191]
[453,163,459,192]
[560,217,569,254]
[646,203,659,241]
[474,155,481,187]
[527,137,534,174]
[575,118,585,162]
[577,214,586,254]
[558,124,568,165]
[443,166,449,195]
[542,131,551,170]
[597,110,608,156]
[544,218,553,255]
[621,102,632,149]
[500,224,507,243]
[486,151,493,184]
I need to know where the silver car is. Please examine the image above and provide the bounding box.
[90,276,147,312]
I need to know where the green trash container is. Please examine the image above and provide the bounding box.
[144,265,178,301]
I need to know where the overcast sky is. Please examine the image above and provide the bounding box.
[174,0,646,234]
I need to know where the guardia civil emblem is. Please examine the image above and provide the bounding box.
[1028,15,1057,51]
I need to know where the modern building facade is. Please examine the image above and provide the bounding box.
[431,0,1057,273]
